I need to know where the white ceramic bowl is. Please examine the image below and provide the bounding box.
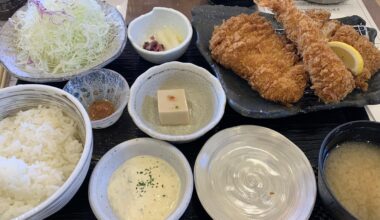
[89,138,193,220]
[63,68,130,129]
[127,7,193,64]
[0,84,93,219]
[194,125,316,220]
[128,61,226,143]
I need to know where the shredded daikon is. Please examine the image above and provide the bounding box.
[12,0,116,74]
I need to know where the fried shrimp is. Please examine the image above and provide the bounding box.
[255,0,355,103]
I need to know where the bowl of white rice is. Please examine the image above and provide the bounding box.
[0,84,93,219]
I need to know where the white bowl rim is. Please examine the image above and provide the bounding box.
[127,7,193,56]
[63,68,130,124]
[128,61,226,142]
[0,84,93,219]
[88,137,194,220]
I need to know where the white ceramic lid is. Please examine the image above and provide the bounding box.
[194,125,316,220]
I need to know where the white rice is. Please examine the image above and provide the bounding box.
[0,106,83,220]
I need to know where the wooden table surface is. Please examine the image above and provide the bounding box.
[14,0,377,219]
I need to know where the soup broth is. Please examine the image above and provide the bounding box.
[324,141,380,220]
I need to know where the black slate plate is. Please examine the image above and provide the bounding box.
[192,5,380,118]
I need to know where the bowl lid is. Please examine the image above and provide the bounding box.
[194,125,316,220]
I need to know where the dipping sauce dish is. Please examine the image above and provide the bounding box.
[63,68,130,129]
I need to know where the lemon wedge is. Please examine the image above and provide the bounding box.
[328,41,364,75]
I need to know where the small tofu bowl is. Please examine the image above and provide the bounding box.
[88,138,193,220]
[128,61,226,143]
[127,7,193,64]
[318,121,380,220]
[63,68,130,129]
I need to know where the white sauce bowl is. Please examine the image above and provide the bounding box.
[88,138,193,220]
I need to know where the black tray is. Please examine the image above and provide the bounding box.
[192,5,380,118]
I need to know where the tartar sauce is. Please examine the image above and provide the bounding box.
[107,155,180,220]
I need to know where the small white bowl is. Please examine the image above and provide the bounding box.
[127,7,193,64]
[0,84,93,219]
[89,138,193,220]
[63,68,130,129]
[128,61,226,143]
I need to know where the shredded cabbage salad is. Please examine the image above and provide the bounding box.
[12,0,116,74]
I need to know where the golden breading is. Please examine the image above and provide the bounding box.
[305,9,331,24]
[209,13,307,105]
[255,0,355,103]
[307,9,380,91]
[331,25,380,91]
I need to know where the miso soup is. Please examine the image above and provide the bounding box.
[325,141,380,220]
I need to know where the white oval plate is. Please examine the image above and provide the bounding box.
[194,125,316,220]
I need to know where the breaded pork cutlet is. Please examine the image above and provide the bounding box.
[306,10,380,91]
[209,13,307,105]
[331,25,380,90]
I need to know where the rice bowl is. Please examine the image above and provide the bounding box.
[0,85,93,219]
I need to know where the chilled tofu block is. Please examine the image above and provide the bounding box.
[157,89,190,125]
